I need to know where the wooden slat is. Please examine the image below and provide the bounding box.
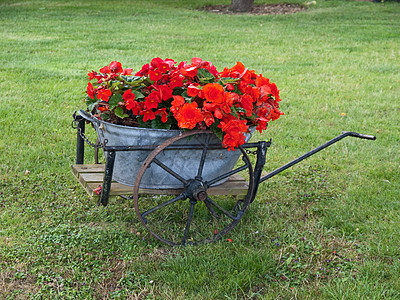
[72,164,249,198]
[71,164,104,177]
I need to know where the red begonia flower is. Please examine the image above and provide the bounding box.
[87,82,95,99]
[158,61,171,74]
[88,71,97,81]
[109,61,123,74]
[135,63,150,76]
[156,85,173,101]
[155,108,168,123]
[220,119,249,150]
[97,88,111,102]
[140,109,156,122]
[126,99,140,115]
[226,83,235,91]
[149,69,162,82]
[150,57,164,69]
[145,91,161,110]
[98,103,109,112]
[99,65,110,74]
[168,75,184,89]
[175,102,203,129]
[203,111,215,126]
[123,89,135,102]
[239,94,254,117]
[187,84,201,97]
[203,83,224,103]
[122,68,133,75]
[180,66,197,78]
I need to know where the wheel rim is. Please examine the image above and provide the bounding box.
[133,131,254,246]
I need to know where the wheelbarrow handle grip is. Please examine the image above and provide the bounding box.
[342,131,376,140]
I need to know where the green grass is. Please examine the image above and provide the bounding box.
[1,0,400,298]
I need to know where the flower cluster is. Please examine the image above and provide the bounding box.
[85,58,283,150]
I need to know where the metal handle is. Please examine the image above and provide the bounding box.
[342,131,376,140]
[78,109,100,126]
[259,130,376,183]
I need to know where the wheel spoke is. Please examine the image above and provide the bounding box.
[205,197,237,220]
[182,202,195,245]
[153,158,188,184]
[196,134,211,179]
[206,163,249,187]
[204,200,220,218]
[141,193,187,218]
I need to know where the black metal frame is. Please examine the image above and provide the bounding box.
[73,112,376,208]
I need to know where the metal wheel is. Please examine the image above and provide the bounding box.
[132,131,254,246]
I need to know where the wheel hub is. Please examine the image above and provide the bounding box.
[186,179,208,202]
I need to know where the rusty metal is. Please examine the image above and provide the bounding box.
[132,131,254,246]
[72,111,376,246]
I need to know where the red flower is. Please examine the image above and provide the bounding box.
[98,103,109,112]
[170,95,184,117]
[158,61,171,73]
[88,71,97,81]
[187,84,201,97]
[126,99,140,115]
[171,95,185,107]
[122,68,133,75]
[99,65,110,74]
[239,94,254,117]
[87,82,95,99]
[123,90,141,114]
[84,58,283,150]
[204,111,215,126]
[109,61,123,74]
[140,109,156,122]
[226,83,235,91]
[256,117,268,133]
[123,89,135,102]
[175,102,203,129]
[220,119,249,151]
[156,85,173,101]
[156,108,168,123]
[145,91,161,109]
[180,66,197,78]
[203,83,224,103]
[97,88,111,102]
[149,69,162,82]
[169,75,184,89]
[150,57,164,69]
[135,63,150,76]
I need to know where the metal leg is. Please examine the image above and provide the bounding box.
[75,115,85,165]
[99,151,116,206]
[250,141,268,203]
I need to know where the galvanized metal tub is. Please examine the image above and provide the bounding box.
[78,110,252,189]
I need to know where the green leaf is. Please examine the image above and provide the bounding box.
[132,90,145,99]
[151,117,172,130]
[121,75,142,83]
[114,106,129,119]
[230,106,239,118]
[219,77,239,84]
[108,94,123,110]
[197,68,215,83]
[85,96,99,111]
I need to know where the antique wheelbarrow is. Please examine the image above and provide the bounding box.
[72,111,376,246]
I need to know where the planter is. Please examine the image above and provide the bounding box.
[78,110,253,189]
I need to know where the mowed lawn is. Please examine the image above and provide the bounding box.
[0,0,399,298]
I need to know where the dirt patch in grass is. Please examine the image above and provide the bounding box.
[200,3,308,15]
